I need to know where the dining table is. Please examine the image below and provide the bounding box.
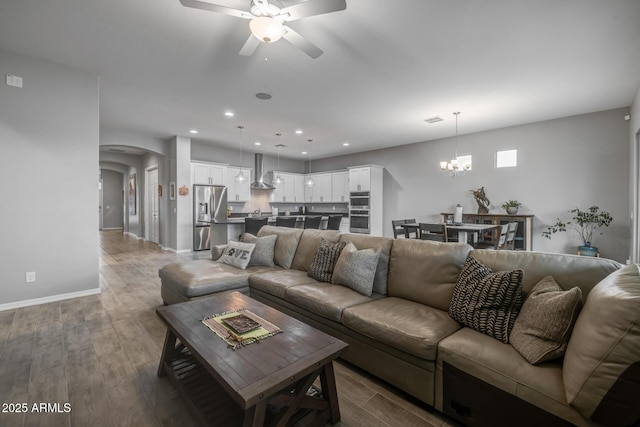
[446,223,499,245]
[398,222,421,238]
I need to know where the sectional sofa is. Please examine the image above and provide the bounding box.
[158,226,640,427]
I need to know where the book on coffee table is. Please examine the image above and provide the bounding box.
[222,314,261,335]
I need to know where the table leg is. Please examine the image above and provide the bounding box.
[157,329,177,377]
[456,230,468,243]
[320,362,341,424]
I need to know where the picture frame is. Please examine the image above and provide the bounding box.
[128,173,137,215]
[169,181,176,200]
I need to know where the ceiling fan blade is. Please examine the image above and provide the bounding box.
[179,0,252,19]
[239,34,261,56]
[278,0,346,21]
[282,26,323,58]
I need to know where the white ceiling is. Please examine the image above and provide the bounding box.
[1,0,639,160]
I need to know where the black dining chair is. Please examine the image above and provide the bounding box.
[391,219,419,239]
[275,216,297,228]
[326,215,343,230]
[244,217,268,235]
[419,223,447,242]
[303,215,322,229]
[475,224,508,249]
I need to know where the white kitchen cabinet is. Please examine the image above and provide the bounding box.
[349,167,371,192]
[304,173,332,202]
[271,172,305,203]
[331,171,349,202]
[339,218,350,233]
[226,167,251,202]
[191,162,227,185]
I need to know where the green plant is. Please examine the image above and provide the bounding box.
[541,206,613,246]
[501,200,522,209]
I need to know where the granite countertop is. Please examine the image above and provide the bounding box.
[223,213,348,224]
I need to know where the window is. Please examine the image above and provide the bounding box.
[496,149,517,168]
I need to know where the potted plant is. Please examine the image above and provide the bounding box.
[541,206,613,256]
[501,200,522,215]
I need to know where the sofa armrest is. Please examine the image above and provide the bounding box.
[211,244,227,261]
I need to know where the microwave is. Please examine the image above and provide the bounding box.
[350,191,370,208]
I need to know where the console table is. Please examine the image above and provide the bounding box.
[440,213,534,251]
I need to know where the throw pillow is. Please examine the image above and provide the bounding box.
[510,276,583,364]
[332,242,381,296]
[240,233,277,267]
[218,240,255,270]
[307,238,346,283]
[449,255,524,343]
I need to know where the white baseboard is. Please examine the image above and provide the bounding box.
[0,288,101,312]
[123,231,143,240]
[100,227,123,231]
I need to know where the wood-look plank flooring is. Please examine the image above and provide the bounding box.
[0,230,461,427]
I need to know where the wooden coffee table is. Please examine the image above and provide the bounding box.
[156,291,348,427]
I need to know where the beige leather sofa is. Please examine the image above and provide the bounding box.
[158,226,639,427]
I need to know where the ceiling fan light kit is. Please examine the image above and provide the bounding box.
[249,16,285,43]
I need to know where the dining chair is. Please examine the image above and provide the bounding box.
[244,217,269,235]
[275,216,297,228]
[392,220,405,238]
[303,215,322,229]
[504,222,519,250]
[476,224,508,250]
[326,215,343,230]
[419,223,447,242]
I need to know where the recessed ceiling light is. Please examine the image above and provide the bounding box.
[301,151,307,155]
[342,142,350,146]
[189,129,198,134]
[224,111,234,117]
[295,130,303,134]
[254,141,262,146]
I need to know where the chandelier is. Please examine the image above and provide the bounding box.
[305,139,315,187]
[440,112,471,177]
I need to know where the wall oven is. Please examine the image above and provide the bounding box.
[349,209,370,234]
[349,191,370,208]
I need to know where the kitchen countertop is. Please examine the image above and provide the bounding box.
[222,214,348,224]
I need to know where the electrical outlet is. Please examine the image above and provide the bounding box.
[25,272,36,283]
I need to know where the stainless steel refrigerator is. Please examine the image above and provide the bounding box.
[193,184,228,251]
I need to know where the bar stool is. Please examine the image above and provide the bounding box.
[244,217,268,235]
[326,215,343,230]
[275,216,297,228]
[304,216,322,229]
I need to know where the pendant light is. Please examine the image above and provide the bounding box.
[305,139,315,187]
[273,133,284,185]
[235,125,247,183]
[440,112,471,177]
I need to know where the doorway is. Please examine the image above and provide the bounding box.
[146,166,160,244]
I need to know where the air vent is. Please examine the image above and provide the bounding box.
[256,92,272,100]
[424,116,443,124]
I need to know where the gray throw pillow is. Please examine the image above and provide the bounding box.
[449,255,524,343]
[308,238,346,283]
[240,233,277,267]
[332,242,380,296]
[218,240,255,270]
[510,276,583,364]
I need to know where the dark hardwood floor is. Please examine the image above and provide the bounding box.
[0,230,460,427]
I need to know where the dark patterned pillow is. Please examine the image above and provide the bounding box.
[449,255,524,343]
[308,238,346,283]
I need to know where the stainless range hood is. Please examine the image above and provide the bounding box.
[251,153,274,190]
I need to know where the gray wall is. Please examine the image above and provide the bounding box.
[0,49,99,306]
[192,141,305,174]
[313,108,631,263]
[629,84,640,262]
[101,169,124,229]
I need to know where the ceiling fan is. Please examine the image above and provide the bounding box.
[179,0,347,58]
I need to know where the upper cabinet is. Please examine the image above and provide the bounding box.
[304,173,332,202]
[192,162,227,185]
[349,167,371,192]
[270,172,305,203]
[226,167,251,202]
[331,171,349,202]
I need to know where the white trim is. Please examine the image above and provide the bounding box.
[124,231,143,240]
[0,288,101,312]
[101,227,123,231]
[632,128,640,263]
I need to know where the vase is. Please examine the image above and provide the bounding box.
[578,245,598,257]
[506,207,519,215]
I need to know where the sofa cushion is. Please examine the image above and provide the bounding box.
[388,239,472,311]
[218,240,255,270]
[249,269,320,299]
[332,242,380,296]
[342,297,461,361]
[436,327,586,426]
[285,282,374,322]
[257,225,304,269]
[307,238,346,283]
[339,234,394,295]
[240,233,277,267]
[563,264,640,425]
[449,255,524,344]
[291,229,341,272]
[471,250,621,298]
[510,276,582,364]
